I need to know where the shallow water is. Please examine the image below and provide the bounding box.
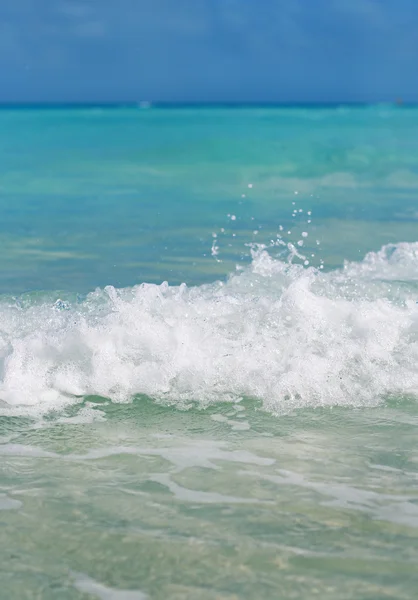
[0,105,417,599]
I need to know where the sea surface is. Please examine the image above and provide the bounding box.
[0,105,417,599]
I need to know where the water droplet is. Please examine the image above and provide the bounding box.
[53,299,70,311]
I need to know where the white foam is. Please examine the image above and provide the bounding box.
[0,444,58,458]
[245,469,418,527]
[149,473,267,505]
[0,493,22,511]
[0,440,275,475]
[0,242,418,415]
[71,572,147,600]
[69,441,275,471]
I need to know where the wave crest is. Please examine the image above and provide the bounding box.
[1,242,418,414]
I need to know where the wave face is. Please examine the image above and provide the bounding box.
[1,242,418,415]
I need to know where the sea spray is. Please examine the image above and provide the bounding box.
[0,243,418,415]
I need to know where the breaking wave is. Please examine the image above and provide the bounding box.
[1,242,418,415]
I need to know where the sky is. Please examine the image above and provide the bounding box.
[0,0,417,103]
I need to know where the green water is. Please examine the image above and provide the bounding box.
[2,398,417,599]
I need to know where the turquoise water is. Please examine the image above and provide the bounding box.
[0,105,417,598]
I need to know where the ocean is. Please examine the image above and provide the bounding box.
[0,104,417,599]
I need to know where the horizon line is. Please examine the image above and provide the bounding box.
[0,100,414,109]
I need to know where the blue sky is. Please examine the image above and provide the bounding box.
[0,0,416,103]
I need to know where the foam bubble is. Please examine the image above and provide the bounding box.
[71,572,148,600]
[0,494,22,511]
[0,242,418,415]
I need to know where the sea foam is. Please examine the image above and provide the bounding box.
[0,242,417,415]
